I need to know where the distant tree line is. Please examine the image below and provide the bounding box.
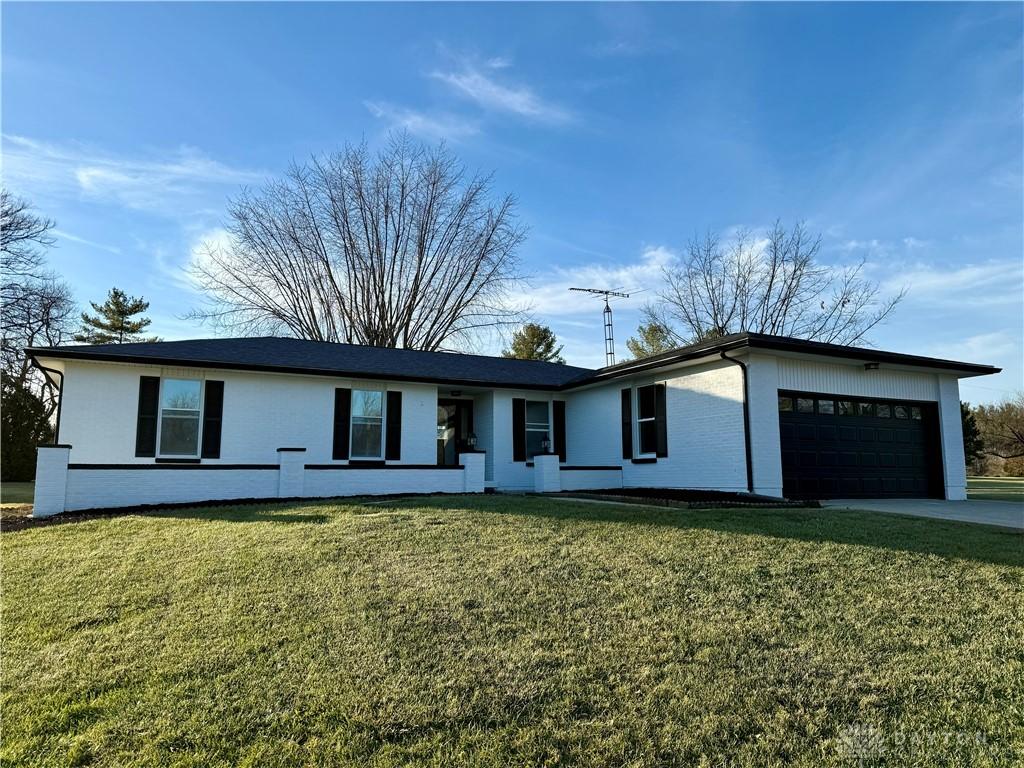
[963,395,1024,477]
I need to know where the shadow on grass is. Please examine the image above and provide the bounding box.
[146,504,334,525]
[58,494,1023,568]
[391,495,1024,568]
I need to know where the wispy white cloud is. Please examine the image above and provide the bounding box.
[485,56,513,70]
[430,64,572,124]
[512,245,675,318]
[52,228,122,255]
[2,134,263,215]
[364,101,479,141]
[881,258,1023,308]
[923,330,1019,365]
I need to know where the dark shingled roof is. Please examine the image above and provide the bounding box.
[27,337,596,390]
[27,332,999,390]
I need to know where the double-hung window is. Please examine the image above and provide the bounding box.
[158,379,203,457]
[525,400,550,458]
[350,389,384,459]
[636,384,658,455]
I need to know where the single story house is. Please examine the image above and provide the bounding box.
[26,332,999,516]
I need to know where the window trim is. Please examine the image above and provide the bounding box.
[349,388,387,461]
[524,399,552,459]
[634,384,658,458]
[155,378,205,459]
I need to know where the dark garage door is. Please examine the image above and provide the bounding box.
[778,391,944,500]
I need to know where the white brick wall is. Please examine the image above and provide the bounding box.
[33,446,71,516]
[460,452,486,493]
[489,390,562,491]
[57,361,438,465]
[559,468,622,491]
[746,354,784,497]
[64,467,280,512]
[39,348,976,507]
[533,454,560,492]
[303,467,465,498]
[563,360,748,492]
[472,392,495,482]
[937,375,967,500]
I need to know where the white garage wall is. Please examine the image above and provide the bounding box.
[747,352,967,500]
[776,357,941,401]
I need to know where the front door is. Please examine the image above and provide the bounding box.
[437,399,474,466]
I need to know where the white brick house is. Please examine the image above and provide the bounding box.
[27,333,999,515]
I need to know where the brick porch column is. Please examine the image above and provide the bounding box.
[33,444,72,517]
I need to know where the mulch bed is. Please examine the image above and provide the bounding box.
[554,488,820,509]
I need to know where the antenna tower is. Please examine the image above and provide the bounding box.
[569,287,631,366]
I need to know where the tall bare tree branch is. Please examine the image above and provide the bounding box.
[188,134,526,350]
[643,220,906,347]
[1,188,75,416]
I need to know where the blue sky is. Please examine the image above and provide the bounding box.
[3,2,1021,403]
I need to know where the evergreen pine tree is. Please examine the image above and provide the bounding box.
[75,288,157,344]
[501,323,565,363]
[626,322,676,360]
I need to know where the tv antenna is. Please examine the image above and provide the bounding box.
[569,287,632,366]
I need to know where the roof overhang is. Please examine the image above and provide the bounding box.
[27,331,1000,393]
[568,332,1000,388]
[24,347,579,391]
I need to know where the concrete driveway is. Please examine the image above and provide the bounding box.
[823,499,1023,530]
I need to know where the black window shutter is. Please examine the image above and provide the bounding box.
[620,388,633,460]
[135,376,160,457]
[201,380,224,459]
[512,398,526,462]
[655,383,668,458]
[553,400,566,462]
[333,388,351,460]
[385,390,402,460]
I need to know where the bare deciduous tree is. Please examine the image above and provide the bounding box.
[975,394,1024,460]
[189,134,526,351]
[643,221,905,347]
[1,188,75,417]
[1,188,55,285]
[1,277,76,416]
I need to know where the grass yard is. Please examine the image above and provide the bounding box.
[2,496,1022,767]
[1,481,35,506]
[969,476,1024,503]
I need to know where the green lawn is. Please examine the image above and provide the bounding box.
[969,476,1024,502]
[1,481,35,505]
[2,496,1021,767]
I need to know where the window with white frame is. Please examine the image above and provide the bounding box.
[158,379,203,456]
[525,400,550,458]
[350,389,384,459]
[636,384,658,455]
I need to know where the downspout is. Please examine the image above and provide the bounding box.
[30,358,65,444]
[719,351,754,494]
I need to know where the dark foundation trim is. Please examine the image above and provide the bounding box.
[304,464,464,470]
[68,463,278,470]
